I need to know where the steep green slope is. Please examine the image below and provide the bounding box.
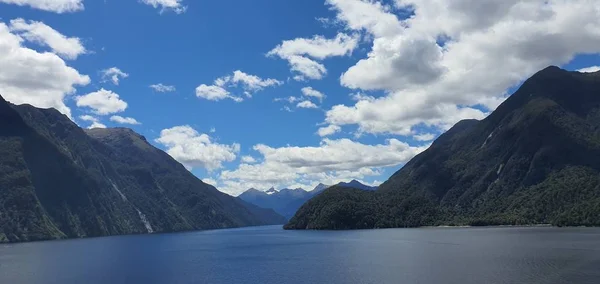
[0,98,284,243]
[286,66,600,230]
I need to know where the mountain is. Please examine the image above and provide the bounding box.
[336,180,378,191]
[285,66,600,230]
[239,184,330,219]
[311,183,330,193]
[0,97,285,243]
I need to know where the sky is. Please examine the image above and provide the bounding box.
[1,0,600,196]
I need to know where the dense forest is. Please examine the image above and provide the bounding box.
[286,66,600,230]
[0,96,285,243]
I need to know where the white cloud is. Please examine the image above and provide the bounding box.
[268,33,359,60]
[297,100,318,109]
[88,121,107,129]
[287,56,327,80]
[110,115,141,125]
[101,67,129,85]
[301,87,325,102]
[241,156,257,164]
[156,125,240,171]
[141,0,186,14]
[197,70,282,101]
[413,133,436,142]
[274,96,300,103]
[321,0,600,136]
[577,66,600,73]
[268,33,359,80]
[217,138,428,195]
[229,70,283,93]
[75,89,128,115]
[203,178,218,186]
[210,127,216,133]
[0,21,90,118]
[79,115,107,129]
[195,84,242,102]
[79,115,97,122]
[350,92,376,101]
[9,18,86,60]
[150,83,176,92]
[0,0,84,13]
[326,0,403,37]
[317,125,341,137]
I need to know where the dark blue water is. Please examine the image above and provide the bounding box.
[1,226,599,284]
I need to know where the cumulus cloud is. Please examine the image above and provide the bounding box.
[101,67,129,85]
[241,156,257,164]
[577,66,600,73]
[9,18,86,60]
[195,84,242,102]
[268,33,359,80]
[156,125,241,171]
[75,89,128,115]
[217,138,428,195]
[288,56,328,80]
[274,96,300,103]
[321,0,600,136]
[301,87,325,102]
[150,83,176,92]
[413,133,436,142]
[203,178,218,186]
[79,115,106,129]
[0,0,84,13]
[211,70,283,98]
[297,100,318,109]
[196,70,282,102]
[317,125,341,137]
[79,115,97,122]
[0,21,89,118]
[229,70,283,93]
[110,115,141,125]
[141,0,186,14]
[89,122,107,129]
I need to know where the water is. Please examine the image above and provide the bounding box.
[1,226,599,284]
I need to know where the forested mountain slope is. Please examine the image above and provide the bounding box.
[286,66,600,230]
[0,96,284,243]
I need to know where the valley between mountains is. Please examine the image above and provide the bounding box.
[2,66,600,243]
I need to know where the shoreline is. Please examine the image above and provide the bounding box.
[425,224,554,229]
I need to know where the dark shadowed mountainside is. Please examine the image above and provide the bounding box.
[285,66,600,230]
[336,180,378,191]
[0,98,284,243]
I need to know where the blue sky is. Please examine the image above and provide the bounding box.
[1,0,600,195]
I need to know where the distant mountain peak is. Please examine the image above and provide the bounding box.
[337,180,377,191]
[86,128,152,151]
[311,183,330,193]
[266,187,278,195]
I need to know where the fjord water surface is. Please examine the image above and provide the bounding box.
[1,226,599,284]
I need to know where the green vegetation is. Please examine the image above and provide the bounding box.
[0,96,284,243]
[286,66,600,230]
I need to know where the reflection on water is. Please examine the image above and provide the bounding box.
[1,226,599,284]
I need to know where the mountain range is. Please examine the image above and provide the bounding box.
[239,184,328,219]
[285,66,600,230]
[239,180,376,219]
[0,96,285,243]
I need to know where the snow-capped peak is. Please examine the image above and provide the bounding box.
[265,187,278,195]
